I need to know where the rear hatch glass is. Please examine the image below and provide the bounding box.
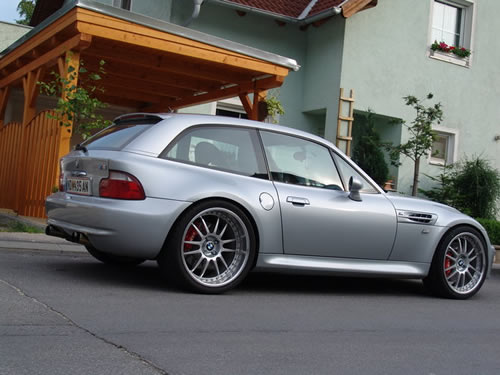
[81,115,162,150]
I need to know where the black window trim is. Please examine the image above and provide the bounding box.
[159,124,269,180]
[257,128,381,194]
[258,129,346,192]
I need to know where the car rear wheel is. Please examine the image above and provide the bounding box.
[424,226,487,299]
[158,200,256,294]
[85,245,146,266]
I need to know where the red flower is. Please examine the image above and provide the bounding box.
[461,47,466,51]
[449,46,455,50]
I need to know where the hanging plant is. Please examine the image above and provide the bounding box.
[265,90,285,124]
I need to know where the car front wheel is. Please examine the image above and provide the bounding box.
[159,200,256,294]
[424,226,488,299]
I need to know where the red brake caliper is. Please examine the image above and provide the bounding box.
[184,225,198,252]
[444,252,452,276]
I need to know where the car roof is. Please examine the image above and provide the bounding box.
[116,112,338,152]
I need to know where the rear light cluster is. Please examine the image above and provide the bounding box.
[59,172,65,192]
[99,171,145,200]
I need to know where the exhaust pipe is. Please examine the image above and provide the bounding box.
[45,225,90,246]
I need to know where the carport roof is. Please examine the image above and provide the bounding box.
[0,0,299,115]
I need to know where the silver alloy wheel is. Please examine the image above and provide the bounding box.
[443,232,485,295]
[180,207,250,288]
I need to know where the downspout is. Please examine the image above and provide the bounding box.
[184,0,204,26]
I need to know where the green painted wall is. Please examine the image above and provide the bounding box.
[340,0,500,196]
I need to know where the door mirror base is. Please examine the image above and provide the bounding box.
[348,176,363,202]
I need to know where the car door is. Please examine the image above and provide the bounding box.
[260,130,397,260]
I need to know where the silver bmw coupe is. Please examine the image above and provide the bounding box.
[45,113,495,298]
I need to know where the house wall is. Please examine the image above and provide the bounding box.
[0,21,31,53]
[340,0,500,195]
[171,1,312,132]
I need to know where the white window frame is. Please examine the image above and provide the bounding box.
[429,125,459,166]
[428,0,476,67]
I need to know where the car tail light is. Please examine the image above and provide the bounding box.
[99,171,145,200]
[59,172,65,192]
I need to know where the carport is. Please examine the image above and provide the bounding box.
[0,0,298,217]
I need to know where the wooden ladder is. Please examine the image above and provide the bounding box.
[336,88,355,156]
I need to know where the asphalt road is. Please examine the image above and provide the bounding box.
[1,248,500,375]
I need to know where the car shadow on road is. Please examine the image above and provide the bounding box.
[51,255,428,297]
[239,271,428,297]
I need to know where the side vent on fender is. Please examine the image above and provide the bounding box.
[397,210,437,225]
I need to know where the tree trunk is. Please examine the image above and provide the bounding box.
[412,157,420,196]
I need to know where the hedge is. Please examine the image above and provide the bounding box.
[476,218,500,246]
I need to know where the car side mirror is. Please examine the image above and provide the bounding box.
[348,176,363,202]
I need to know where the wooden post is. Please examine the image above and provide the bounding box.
[15,68,42,213]
[55,50,81,187]
[240,91,267,121]
[0,87,10,127]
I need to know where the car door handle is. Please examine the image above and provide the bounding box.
[286,196,310,206]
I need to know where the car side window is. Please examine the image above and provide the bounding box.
[162,126,268,179]
[260,131,343,190]
[332,153,378,193]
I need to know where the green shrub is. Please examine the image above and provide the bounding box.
[352,111,389,186]
[421,156,500,219]
[453,157,500,219]
[476,218,500,245]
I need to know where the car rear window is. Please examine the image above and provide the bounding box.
[82,116,161,150]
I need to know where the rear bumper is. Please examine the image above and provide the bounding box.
[46,192,190,259]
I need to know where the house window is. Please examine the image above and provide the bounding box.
[429,0,475,65]
[430,127,458,165]
[216,103,248,119]
[432,1,463,46]
[113,0,132,10]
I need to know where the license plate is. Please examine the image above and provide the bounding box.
[66,178,91,195]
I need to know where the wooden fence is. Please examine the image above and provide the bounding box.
[0,111,62,218]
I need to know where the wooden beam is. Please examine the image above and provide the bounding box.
[153,75,285,112]
[239,94,253,118]
[0,87,10,125]
[75,9,289,76]
[83,44,253,85]
[101,82,166,104]
[82,55,225,94]
[22,68,42,109]
[0,33,92,90]
[251,90,261,121]
[75,21,289,77]
[342,0,377,18]
[100,75,193,99]
[0,9,79,71]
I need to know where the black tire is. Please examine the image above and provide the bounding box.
[423,226,488,299]
[85,245,146,266]
[158,200,256,294]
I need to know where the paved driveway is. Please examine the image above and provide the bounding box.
[1,247,500,375]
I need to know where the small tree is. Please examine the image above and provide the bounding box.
[351,110,389,186]
[38,58,111,140]
[387,93,443,196]
[16,0,35,25]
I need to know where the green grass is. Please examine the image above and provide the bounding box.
[0,221,44,233]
